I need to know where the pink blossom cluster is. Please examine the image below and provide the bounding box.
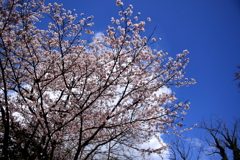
[0,0,195,159]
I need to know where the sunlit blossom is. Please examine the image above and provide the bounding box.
[0,1,195,159]
[152,38,156,42]
[116,0,124,6]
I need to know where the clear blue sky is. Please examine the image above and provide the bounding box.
[45,0,240,157]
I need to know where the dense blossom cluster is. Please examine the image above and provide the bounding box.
[0,0,195,159]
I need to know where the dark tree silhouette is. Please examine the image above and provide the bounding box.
[234,66,240,91]
[198,117,240,160]
[167,134,203,160]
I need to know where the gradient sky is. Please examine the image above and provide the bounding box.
[44,0,240,159]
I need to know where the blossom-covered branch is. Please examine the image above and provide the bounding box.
[0,0,195,159]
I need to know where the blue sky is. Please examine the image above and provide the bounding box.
[45,0,240,158]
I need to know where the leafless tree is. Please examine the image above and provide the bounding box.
[167,135,203,160]
[198,116,240,160]
[234,66,240,90]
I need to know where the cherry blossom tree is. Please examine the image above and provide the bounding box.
[0,0,196,159]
